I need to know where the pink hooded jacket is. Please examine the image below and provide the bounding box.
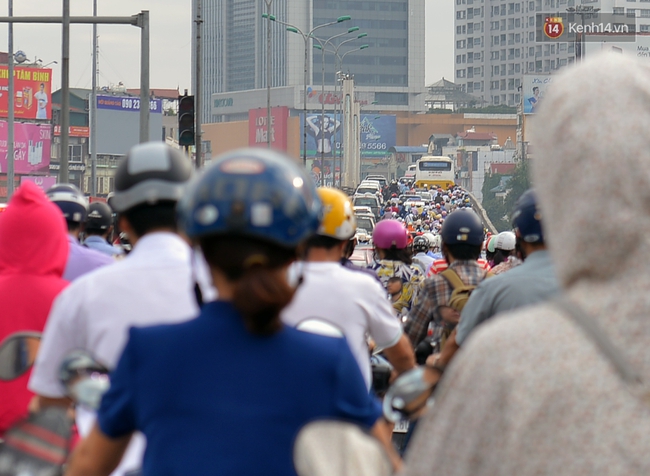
[0,182,69,436]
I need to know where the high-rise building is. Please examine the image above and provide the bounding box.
[193,0,425,123]
[454,0,578,107]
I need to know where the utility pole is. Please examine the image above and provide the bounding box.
[60,0,70,183]
[265,0,273,148]
[7,0,14,199]
[195,0,203,168]
[139,10,150,143]
[0,12,150,187]
[90,0,98,196]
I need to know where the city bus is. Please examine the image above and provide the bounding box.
[414,156,455,189]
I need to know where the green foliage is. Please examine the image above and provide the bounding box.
[481,160,531,231]
[426,108,454,114]
[457,105,517,114]
[481,173,510,231]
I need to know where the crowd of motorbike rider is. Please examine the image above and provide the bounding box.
[0,140,555,476]
[2,53,647,476]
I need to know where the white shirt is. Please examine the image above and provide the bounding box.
[281,262,403,389]
[412,252,434,275]
[29,232,200,476]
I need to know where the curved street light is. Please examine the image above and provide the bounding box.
[262,13,351,167]
[312,27,362,185]
[317,42,371,187]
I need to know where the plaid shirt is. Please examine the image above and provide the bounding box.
[405,260,490,346]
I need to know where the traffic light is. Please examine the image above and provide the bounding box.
[178,95,195,147]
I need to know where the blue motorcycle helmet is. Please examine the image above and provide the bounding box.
[178,148,322,249]
[511,189,544,243]
[440,209,484,246]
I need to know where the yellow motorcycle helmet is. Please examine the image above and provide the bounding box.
[317,187,357,240]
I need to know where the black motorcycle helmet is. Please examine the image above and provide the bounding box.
[441,209,483,246]
[110,142,192,213]
[511,189,544,243]
[86,202,113,232]
[412,235,429,253]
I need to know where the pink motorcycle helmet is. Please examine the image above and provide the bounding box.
[373,219,409,249]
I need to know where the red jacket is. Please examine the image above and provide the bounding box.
[0,182,69,436]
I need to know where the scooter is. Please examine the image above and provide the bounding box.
[0,332,109,476]
[294,319,394,476]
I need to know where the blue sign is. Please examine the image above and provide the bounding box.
[97,95,162,114]
[300,113,396,159]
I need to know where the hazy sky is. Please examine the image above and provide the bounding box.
[0,0,453,91]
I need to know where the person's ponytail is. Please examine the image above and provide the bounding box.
[232,266,295,334]
[200,235,297,335]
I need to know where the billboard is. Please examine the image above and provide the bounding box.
[522,75,554,114]
[248,106,288,151]
[20,175,57,191]
[300,114,396,158]
[584,34,650,63]
[96,95,163,156]
[0,67,53,120]
[96,95,163,114]
[0,121,51,174]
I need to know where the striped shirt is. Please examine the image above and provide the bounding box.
[427,258,490,277]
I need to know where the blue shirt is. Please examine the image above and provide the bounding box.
[63,235,114,281]
[98,301,381,476]
[456,250,560,344]
[83,235,124,257]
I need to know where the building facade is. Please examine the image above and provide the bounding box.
[194,0,426,123]
[454,0,578,106]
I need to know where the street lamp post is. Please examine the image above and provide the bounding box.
[313,26,360,186]
[264,0,273,148]
[314,38,368,188]
[334,42,370,187]
[262,14,351,168]
[567,6,600,61]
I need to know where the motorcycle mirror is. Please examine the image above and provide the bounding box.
[58,350,110,410]
[0,332,41,381]
[382,367,435,423]
[296,319,344,338]
[293,420,391,476]
[370,354,393,396]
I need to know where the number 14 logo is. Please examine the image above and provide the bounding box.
[544,17,564,39]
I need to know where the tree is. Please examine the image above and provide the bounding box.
[481,160,531,231]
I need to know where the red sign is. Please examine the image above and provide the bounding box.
[248,107,288,152]
[53,125,90,137]
[0,67,53,120]
[544,16,564,39]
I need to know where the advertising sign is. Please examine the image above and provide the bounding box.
[248,107,288,151]
[96,95,163,156]
[0,67,53,120]
[0,121,51,174]
[96,95,162,114]
[584,34,650,62]
[20,175,57,191]
[306,158,340,187]
[53,125,90,137]
[300,114,396,158]
[522,75,554,114]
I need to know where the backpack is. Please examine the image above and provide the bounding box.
[440,268,492,313]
